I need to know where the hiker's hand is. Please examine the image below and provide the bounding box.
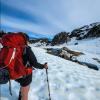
[44,62,48,69]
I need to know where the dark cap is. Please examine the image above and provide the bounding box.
[23,33,29,41]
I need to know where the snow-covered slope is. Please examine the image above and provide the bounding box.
[44,38,100,69]
[1,44,100,100]
[67,38,100,69]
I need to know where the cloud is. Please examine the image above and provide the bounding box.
[1,15,50,35]
[1,0,100,37]
[1,0,68,34]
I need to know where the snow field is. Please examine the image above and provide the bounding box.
[1,38,100,100]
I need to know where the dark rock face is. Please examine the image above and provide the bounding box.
[70,25,90,39]
[93,58,100,63]
[51,32,70,45]
[46,47,83,60]
[83,24,100,39]
[47,48,61,56]
[78,62,99,70]
[51,22,100,45]
[70,22,100,40]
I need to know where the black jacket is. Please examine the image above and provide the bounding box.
[23,46,44,69]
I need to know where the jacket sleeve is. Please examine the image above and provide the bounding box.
[26,46,44,69]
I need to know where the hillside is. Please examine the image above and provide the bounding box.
[0,37,100,100]
[30,22,100,46]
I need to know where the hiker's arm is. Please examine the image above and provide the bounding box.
[28,47,44,69]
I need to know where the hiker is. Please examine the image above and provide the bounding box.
[0,33,48,100]
[15,33,48,100]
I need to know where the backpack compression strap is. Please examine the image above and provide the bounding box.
[8,48,16,65]
[1,48,16,69]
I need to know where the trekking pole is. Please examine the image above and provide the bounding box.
[46,69,51,100]
[0,85,1,100]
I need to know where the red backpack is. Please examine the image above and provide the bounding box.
[0,33,32,80]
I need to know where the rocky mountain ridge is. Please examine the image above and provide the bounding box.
[0,22,100,46]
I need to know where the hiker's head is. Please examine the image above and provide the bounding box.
[23,33,29,42]
[18,32,30,44]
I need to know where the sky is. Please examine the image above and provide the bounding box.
[0,0,100,38]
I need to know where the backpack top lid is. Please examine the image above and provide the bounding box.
[1,33,27,47]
